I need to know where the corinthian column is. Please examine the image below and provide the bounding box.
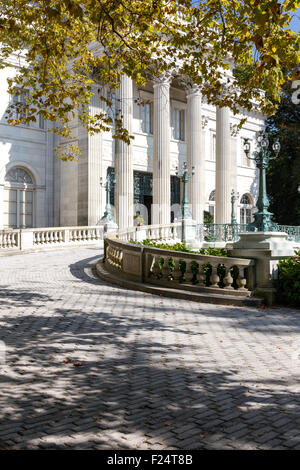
[115,74,133,229]
[153,73,171,225]
[215,106,232,223]
[88,87,103,225]
[186,84,205,223]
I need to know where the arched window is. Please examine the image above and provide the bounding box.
[3,167,35,229]
[208,190,215,221]
[240,193,253,225]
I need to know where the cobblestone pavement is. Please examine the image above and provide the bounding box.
[0,246,299,450]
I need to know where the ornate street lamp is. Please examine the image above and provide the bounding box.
[100,173,116,223]
[231,189,239,241]
[243,131,280,232]
[175,161,195,244]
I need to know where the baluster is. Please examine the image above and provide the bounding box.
[210,265,220,288]
[185,260,193,283]
[151,256,161,279]
[237,268,248,291]
[161,257,169,280]
[172,258,181,283]
[223,267,234,290]
[196,265,206,286]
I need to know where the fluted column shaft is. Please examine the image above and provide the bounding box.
[153,75,171,225]
[88,88,103,225]
[115,75,133,229]
[186,86,205,223]
[215,106,232,223]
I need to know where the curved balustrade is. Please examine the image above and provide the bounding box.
[104,236,255,298]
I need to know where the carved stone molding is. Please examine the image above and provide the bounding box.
[152,71,172,87]
[230,123,240,137]
[185,82,202,96]
[202,115,209,129]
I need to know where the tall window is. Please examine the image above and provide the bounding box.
[4,167,35,229]
[141,102,153,134]
[210,133,216,161]
[240,194,253,224]
[39,114,45,130]
[11,91,45,129]
[11,91,29,124]
[107,92,116,127]
[208,190,215,221]
[241,138,252,167]
[173,108,185,141]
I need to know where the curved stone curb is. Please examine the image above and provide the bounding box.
[96,258,263,308]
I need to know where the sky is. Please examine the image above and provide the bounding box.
[289,8,300,32]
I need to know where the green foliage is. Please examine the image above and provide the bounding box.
[265,78,300,225]
[277,250,300,307]
[138,240,193,252]
[0,0,298,159]
[198,247,228,257]
[203,210,213,224]
[133,239,228,257]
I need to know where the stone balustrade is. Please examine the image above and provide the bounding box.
[0,226,104,253]
[103,236,255,298]
[116,223,181,243]
[0,230,20,249]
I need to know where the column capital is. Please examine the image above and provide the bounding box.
[185,82,202,98]
[153,71,172,87]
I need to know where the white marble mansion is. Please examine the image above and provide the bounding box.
[0,62,265,231]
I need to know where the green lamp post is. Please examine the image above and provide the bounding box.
[100,173,116,223]
[175,162,195,244]
[243,132,280,232]
[231,189,239,241]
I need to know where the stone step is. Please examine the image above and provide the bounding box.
[96,260,263,308]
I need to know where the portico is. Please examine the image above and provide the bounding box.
[111,74,241,230]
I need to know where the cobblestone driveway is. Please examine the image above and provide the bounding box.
[0,246,299,449]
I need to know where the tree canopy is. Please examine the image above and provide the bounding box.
[0,0,299,159]
[266,77,300,226]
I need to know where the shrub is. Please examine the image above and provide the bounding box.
[277,250,300,307]
[130,239,228,258]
